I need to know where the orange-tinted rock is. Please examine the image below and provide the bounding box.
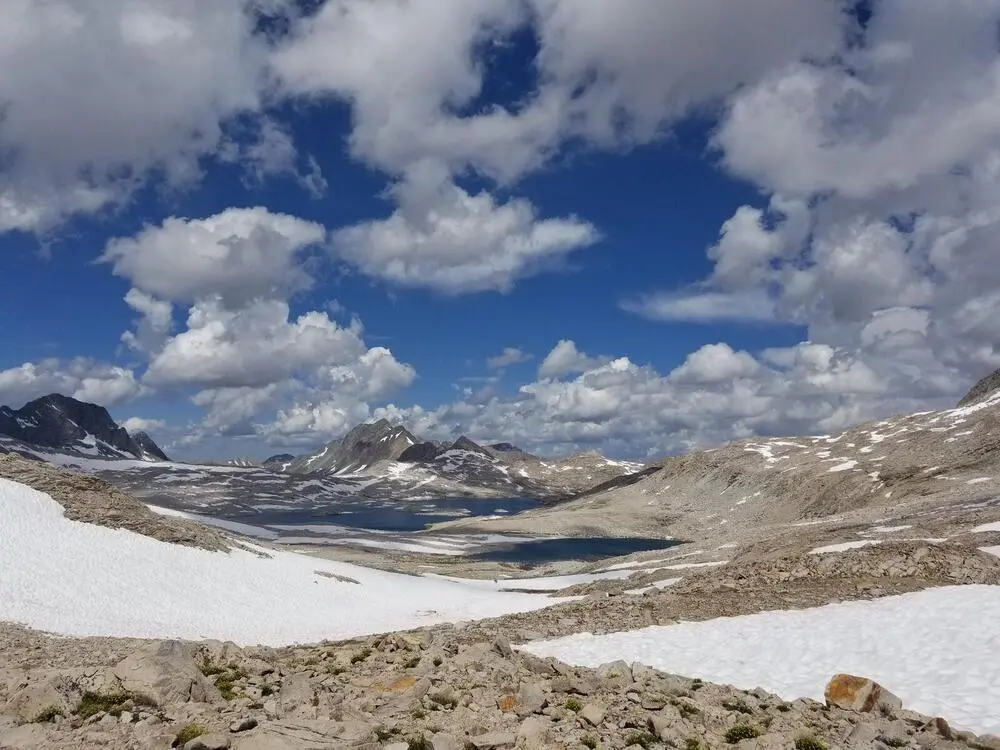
[824,674,903,713]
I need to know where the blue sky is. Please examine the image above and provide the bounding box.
[1,0,998,461]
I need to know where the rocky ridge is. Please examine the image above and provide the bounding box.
[0,394,169,463]
[1,621,995,750]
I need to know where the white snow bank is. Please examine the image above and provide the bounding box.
[869,525,911,533]
[971,521,1000,533]
[809,540,881,554]
[0,479,568,646]
[624,577,682,596]
[523,586,1000,734]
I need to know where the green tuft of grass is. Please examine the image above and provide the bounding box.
[172,724,206,747]
[624,731,659,749]
[411,708,427,719]
[582,735,598,749]
[199,662,227,677]
[404,656,421,669]
[881,738,907,748]
[375,727,400,741]
[407,736,432,750]
[671,698,701,719]
[31,706,63,723]
[565,697,583,712]
[685,739,703,750]
[795,734,828,750]
[725,724,762,744]
[74,691,155,720]
[722,699,753,715]
[214,673,239,700]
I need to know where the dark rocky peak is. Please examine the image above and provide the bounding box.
[447,435,493,458]
[489,442,521,452]
[130,431,170,462]
[288,419,420,474]
[398,441,443,463]
[958,368,1000,407]
[0,393,168,462]
[262,453,295,471]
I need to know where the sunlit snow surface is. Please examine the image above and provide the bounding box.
[523,586,1000,734]
[0,479,569,646]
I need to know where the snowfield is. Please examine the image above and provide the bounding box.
[522,586,1000,734]
[0,479,569,646]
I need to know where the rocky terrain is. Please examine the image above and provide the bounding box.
[434,373,1000,547]
[2,620,993,750]
[3,376,1000,748]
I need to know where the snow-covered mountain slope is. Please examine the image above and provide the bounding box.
[0,394,168,462]
[288,419,420,475]
[0,476,567,645]
[281,422,646,499]
[435,372,1000,540]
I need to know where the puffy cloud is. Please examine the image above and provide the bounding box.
[144,299,368,390]
[0,0,279,233]
[486,347,532,370]
[121,417,167,434]
[331,166,598,294]
[669,344,760,385]
[101,208,325,308]
[0,358,140,408]
[538,340,606,379]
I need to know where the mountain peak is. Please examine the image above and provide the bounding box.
[958,368,1000,408]
[0,393,168,461]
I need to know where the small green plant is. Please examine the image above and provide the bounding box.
[795,734,829,750]
[722,699,753,715]
[685,739,703,750]
[671,698,701,719]
[214,673,239,700]
[432,656,443,667]
[881,738,907,748]
[404,656,421,669]
[565,697,583,712]
[411,708,427,719]
[74,691,155,720]
[304,657,319,666]
[429,693,458,709]
[31,706,63,723]
[199,661,227,677]
[351,647,372,664]
[172,724,206,747]
[725,724,761,744]
[776,703,791,712]
[248,701,264,710]
[375,727,400,741]
[690,678,704,691]
[879,704,897,720]
[407,735,432,750]
[624,731,659,749]
[582,735,598,749]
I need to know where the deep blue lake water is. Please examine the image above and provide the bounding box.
[239,496,542,532]
[472,537,681,563]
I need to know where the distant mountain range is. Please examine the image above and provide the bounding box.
[0,394,168,462]
[0,394,644,512]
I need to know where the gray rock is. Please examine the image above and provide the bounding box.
[577,702,606,726]
[114,640,220,706]
[470,731,517,749]
[515,682,547,716]
[0,723,52,749]
[120,710,133,724]
[383,743,409,750]
[517,715,551,745]
[430,732,465,750]
[185,733,232,750]
[230,717,259,733]
[491,637,513,658]
[278,673,314,716]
